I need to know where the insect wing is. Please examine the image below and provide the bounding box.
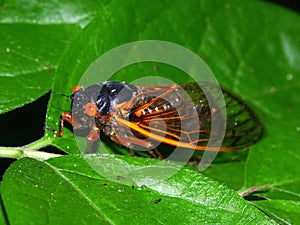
[180,83,264,150]
[122,84,201,149]
[115,83,263,151]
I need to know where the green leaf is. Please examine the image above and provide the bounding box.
[254,200,300,225]
[0,24,78,113]
[46,0,300,184]
[1,156,275,224]
[1,0,300,223]
[0,0,112,27]
[0,0,113,113]
[43,0,300,222]
[202,151,248,190]
[0,185,8,225]
[260,180,300,201]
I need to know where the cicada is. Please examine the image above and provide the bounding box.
[52,81,263,158]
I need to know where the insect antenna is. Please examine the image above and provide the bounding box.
[51,91,72,99]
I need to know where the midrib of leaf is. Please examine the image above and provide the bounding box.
[44,161,114,224]
[242,177,300,198]
[272,187,300,199]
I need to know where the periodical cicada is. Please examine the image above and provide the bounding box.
[52,81,263,158]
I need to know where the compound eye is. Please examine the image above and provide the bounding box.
[72,85,81,93]
[85,102,97,117]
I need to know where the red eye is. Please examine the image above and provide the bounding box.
[72,85,81,93]
[85,102,97,117]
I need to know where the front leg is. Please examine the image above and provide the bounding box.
[57,112,72,136]
[44,112,72,136]
[45,112,83,137]
[86,126,100,154]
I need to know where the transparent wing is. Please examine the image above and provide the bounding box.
[117,83,263,151]
[180,83,264,150]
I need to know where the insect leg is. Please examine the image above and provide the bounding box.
[154,148,164,159]
[44,112,72,136]
[146,149,158,158]
[148,148,165,160]
[86,127,100,154]
[57,112,72,136]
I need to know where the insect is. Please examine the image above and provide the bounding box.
[50,81,263,158]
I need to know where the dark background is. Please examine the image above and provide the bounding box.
[0,0,299,180]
